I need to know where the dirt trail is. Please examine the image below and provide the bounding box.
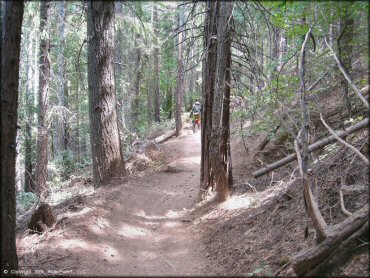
[19,129,209,276]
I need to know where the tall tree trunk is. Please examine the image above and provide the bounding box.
[131,32,141,130]
[200,1,218,196]
[24,29,35,192]
[338,3,354,114]
[153,3,161,123]
[55,0,67,155]
[75,82,81,164]
[87,1,126,187]
[175,8,184,136]
[200,1,233,202]
[114,1,126,137]
[131,2,142,130]
[34,0,51,196]
[0,0,24,272]
[210,1,233,201]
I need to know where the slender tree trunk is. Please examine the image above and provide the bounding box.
[0,0,24,272]
[24,29,35,192]
[55,0,67,155]
[130,2,143,130]
[338,4,354,114]
[75,82,81,164]
[175,9,184,136]
[87,1,126,187]
[131,32,141,130]
[153,3,161,123]
[35,0,51,196]
[114,1,126,137]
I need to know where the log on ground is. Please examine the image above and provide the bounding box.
[291,205,369,276]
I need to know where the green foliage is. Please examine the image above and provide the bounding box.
[16,192,38,211]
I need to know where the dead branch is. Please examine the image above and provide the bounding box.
[154,129,176,144]
[320,113,369,166]
[291,205,369,276]
[324,38,369,109]
[253,118,369,178]
[294,138,328,241]
[339,188,352,217]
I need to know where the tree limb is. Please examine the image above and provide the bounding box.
[320,113,369,166]
[324,38,369,109]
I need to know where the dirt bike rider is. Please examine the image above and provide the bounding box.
[190,101,202,129]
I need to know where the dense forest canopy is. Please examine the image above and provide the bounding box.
[1,0,368,276]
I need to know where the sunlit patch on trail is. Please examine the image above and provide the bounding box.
[58,239,120,261]
[90,216,111,234]
[134,209,166,220]
[219,194,252,210]
[163,221,181,228]
[164,209,184,219]
[118,223,151,238]
[169,157,200,166]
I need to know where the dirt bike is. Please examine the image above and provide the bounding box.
[192,114,201,132]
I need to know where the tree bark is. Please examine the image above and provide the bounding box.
[131,2,142,131]
[153,3,161,123]
[210,1,233,201]
[0,0,24,272]
[55,0,67,155]
[34,0,51,196]
[87,1,126,187]
[200,1,233,202]
[24,28,35,192]
[337,3,354,114]
[175,9,184,136]
[200,1,218,197]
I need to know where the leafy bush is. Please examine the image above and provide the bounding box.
[16,192,38,211]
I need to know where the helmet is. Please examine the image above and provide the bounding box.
[195,101,200,105]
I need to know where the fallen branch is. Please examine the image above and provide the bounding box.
[291,205,369,276]
[339,189,352,217]
[324,38,369,109]
[253,118,369,178]
[255,124,281,154]
[154,129,176,144]
[294,138,328,241]
[320,113,369,166]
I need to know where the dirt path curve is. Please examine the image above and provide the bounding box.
[30,129,209,276]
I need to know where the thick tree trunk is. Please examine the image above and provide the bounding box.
[87,1,126,187]
[0,0,24,272]
[200,1,218,196]
[153,3,161,123]
[210,1,233,201]
[35,0,51,196]
[200,1,233,202]
[175,10,184,136]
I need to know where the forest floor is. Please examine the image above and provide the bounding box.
[16,118,368,277]
[17,125,214,276]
